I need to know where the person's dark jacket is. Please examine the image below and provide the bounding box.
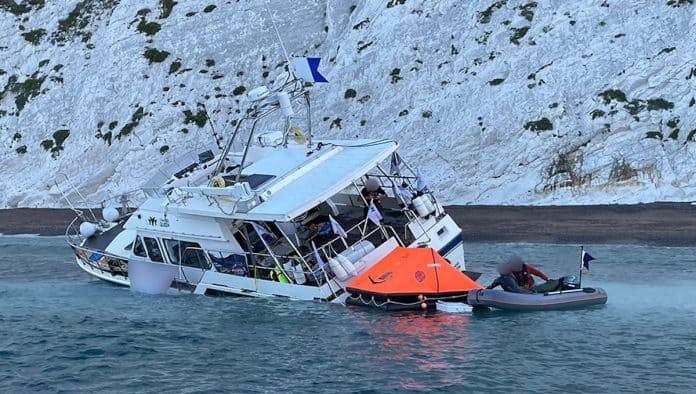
[512,263,549,289]
[487,274,533,294]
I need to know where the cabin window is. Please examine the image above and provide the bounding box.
[182,246,210,269]
[233,231,251,253]
[143,237,164,262]
[163,238,210,269]
[133,236,147,258]
[163,239,183,263]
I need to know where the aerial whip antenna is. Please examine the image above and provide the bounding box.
[200,102,223,150]
[265,1,295,82]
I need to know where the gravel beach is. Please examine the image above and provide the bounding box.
[1,203,694,245]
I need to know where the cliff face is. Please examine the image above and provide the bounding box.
[1,0,694,207]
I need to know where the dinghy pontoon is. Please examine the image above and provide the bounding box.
[467,287,608,311]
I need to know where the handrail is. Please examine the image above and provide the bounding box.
[302,221,403,268]
[65,214,82,247]
[99,189,148,210]
[54,173,98,223]
[71,242,128,262]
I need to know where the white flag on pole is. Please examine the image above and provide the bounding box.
[396,184,413,202]
[416,168,428,192]
[311,241,325,269]
[389,152,403,175]
[366,200,383,226]
[329,215,348,238]
[251,222,275,241]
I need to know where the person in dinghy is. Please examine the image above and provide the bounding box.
[487,256,560,293]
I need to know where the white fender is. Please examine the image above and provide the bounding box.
[102,207,119,222]
[336,254,357,277]
[412,196,430,217]
[293,264,307,285]
[422,194,436,214]
[79,222,98,238]
[340,240,375,263]
[328,257,349,281]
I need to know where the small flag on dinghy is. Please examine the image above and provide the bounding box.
[366,200,383,225]
[291,57,328,83]
[582,251,595,270]
[329,215,348,238]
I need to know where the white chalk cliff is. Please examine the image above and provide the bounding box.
[0,0,694,207]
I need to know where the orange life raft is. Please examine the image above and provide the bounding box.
[345,246,482,310]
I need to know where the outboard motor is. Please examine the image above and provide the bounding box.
[559,274,581,290]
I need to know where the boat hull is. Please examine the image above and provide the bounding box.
[467,288,608,311]
[128,258,178,294]
[74,254,130,287]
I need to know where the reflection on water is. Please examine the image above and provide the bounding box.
[353,311,475,390]
[1,237,696,392]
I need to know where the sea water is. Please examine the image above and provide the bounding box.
[1,236,695,393]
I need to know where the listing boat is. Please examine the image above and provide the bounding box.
[63,65,469,301]
[467,287,608,311]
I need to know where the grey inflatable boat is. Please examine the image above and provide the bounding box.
[467,287,608,311]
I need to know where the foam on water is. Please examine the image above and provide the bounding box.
[1,237,695,392]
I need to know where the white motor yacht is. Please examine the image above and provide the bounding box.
[64,71,467,303]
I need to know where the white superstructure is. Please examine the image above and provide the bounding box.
[65,74,466,302]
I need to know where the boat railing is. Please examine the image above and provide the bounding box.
[54,172,100,223]
[303,220,402,270]
[216,79,310,182]
[141,144,221,197]
[184,223,401,289]
[64,190,141,248]
[68,237,130,276]
[99,189,148,211]
[65,214,83,247]
[184,246,324,286]
[350,172,434,246]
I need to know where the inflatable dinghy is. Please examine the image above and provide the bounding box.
[346,246,482,311]
[467,287,608,311]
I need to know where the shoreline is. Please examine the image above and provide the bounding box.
[1,203,694,246]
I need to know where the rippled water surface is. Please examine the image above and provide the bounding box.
[1,236,695,393]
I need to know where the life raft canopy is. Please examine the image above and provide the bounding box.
[346,246,482,299]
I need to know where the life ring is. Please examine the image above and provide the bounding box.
[210,175,225,188]
[289,127,307,144]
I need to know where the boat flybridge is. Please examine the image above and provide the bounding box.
[65,73,467,303]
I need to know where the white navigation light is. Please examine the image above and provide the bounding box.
[247,86,270,102]
[277,91,294,117]
[102,206,119,222]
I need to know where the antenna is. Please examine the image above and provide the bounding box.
[200,103,223,150]
[265,1,295,79]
